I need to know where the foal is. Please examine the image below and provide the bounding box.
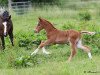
[0,11,14,49]
[31,18,95,62]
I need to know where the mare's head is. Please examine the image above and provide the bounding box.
[34,18,45,33]
[0,10,11,37]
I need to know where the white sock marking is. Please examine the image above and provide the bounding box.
[42,47,50,54]
[77,40,92,60]
[88,52,92,59]
[31,48,39,55]
[2,22,7,35]
[77,40,83,48]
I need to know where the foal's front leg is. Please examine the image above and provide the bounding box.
[31,40,51,55]
[1,36,5,50]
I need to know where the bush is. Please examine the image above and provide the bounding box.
[19,39,31,47]
[83,33,100,49]
[16,30,46,50]
[15,31,34,50]
[12,55,38,68]
[61,24,74,30]
[78,11,91,21]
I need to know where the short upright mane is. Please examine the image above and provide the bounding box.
[2,10,9,19]
[44,19,56,29]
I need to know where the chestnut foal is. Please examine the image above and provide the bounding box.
[31,18,95,62]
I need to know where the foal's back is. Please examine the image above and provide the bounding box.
[66,30,81,39]
[51,29,81,44]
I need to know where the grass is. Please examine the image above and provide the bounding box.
[0,2,100,75]
[0,55,100,75]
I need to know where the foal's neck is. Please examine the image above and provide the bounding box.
[44,22,56,34]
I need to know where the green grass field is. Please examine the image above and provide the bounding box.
[0,2,100,75]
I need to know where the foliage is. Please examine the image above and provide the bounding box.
[0,0,8,6]
[61,23,74,30]
[17,30,46,50]
[12,55,38,68]
[78,11,91,21]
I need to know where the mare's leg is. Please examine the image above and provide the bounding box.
[68,39,77,62]
[77,40,92,59]
[31,40,51,55]
[9,32,14,46]
[1,36,5,49]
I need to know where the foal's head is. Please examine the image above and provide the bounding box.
[0,11,11,36]
[34,18,45,33]
[34,18,54,33]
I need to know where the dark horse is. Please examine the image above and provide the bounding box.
[0,10,14,49]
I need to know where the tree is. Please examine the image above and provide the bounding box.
[0,0,8,6]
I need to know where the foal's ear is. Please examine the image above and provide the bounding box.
[39,17,42,22]
[9,15,11,19]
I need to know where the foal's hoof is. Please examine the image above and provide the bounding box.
[12,44,14,46]
[43,52,51,55]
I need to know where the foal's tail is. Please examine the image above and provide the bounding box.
[81,31,96,35]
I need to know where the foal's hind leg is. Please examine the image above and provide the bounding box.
[1,36,5,49]
[9,32,14,46]
[31,40,51,55]
[68,40,77,62]
[77,40,92,59]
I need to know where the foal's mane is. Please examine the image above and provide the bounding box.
[42,18,56,29]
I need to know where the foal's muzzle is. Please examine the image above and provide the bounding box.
[34,29,39,33]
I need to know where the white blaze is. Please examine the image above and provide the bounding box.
[2,22,7,35]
